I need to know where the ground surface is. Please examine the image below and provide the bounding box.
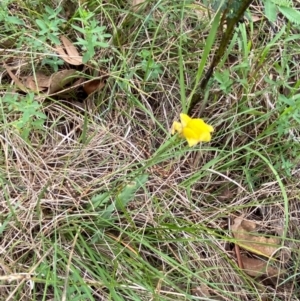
[1,1,300,300]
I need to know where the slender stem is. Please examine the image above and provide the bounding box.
[188,0,254,115]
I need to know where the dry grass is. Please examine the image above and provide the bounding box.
[1,0,300,300]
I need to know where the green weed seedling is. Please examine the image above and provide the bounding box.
[263,0,300,24]
[35,5,66,45]
[1,92,47,141]
[137,49,163,81]
[72,7,111,63]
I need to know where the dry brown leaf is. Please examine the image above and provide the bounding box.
[48,69,77,94]
[23,73,50,92]
[83,79,105,95]
[55,36,83,66]
[3,62,28,92]
[232,216,280,258]
[241,255,282,277]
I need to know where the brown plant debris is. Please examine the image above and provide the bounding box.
[241,255,283,277]
[55,35,83,66]
[232,216,281,258]
[83,79,105,95]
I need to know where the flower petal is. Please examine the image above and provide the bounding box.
[186,137,199,147]
[171,121,183,134]
[182,127,199,142]
[187,119,214,134]
[180,113,191,127]
[197,131,212,142]
[182,120,213,144]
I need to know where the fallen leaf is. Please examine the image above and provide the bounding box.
[241,255,282,277]
[23,73,50,92]
[3,62,28,92]
[48,69,77,94]
[55,35,83,66]
[232,216,280,258]
[83,79,105,95]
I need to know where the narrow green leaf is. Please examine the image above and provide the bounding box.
[71,24,86,34]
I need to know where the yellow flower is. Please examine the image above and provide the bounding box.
[171,113,214,146]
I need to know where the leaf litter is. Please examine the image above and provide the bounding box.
[83,79,105,95]
[232,215,281,258]
[5,65,106,101]
[240,255,283,277]
[5,63,79,95]
[3,62,28,92]
[23,73,50,92]
[48,69,77,94]
[55,35,83,66]
[4,35,107,100]
[232,215,287,278]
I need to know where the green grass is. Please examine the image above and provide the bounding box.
[1,0,300,300]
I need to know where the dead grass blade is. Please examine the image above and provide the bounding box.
[131,0,147,11]
[191,284,211,298]
[132,0,146,6]
[3,62,28,92]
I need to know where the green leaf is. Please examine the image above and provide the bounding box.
[264,0,277,22]
[270,0,292,7]
[187,9,222,109]
[6,16,24,25]
[49,33,60,45]
[45,5,60,18]
[82,52,91,63]
[99,174,148,221]
[0,216,11,235]
[115,174,148,210]
[36,19,47,31]
[90,192,110,209]
[96,41,109,48]
[71,24,86,34]
[278,6,300,24]
[31,119,45,128]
